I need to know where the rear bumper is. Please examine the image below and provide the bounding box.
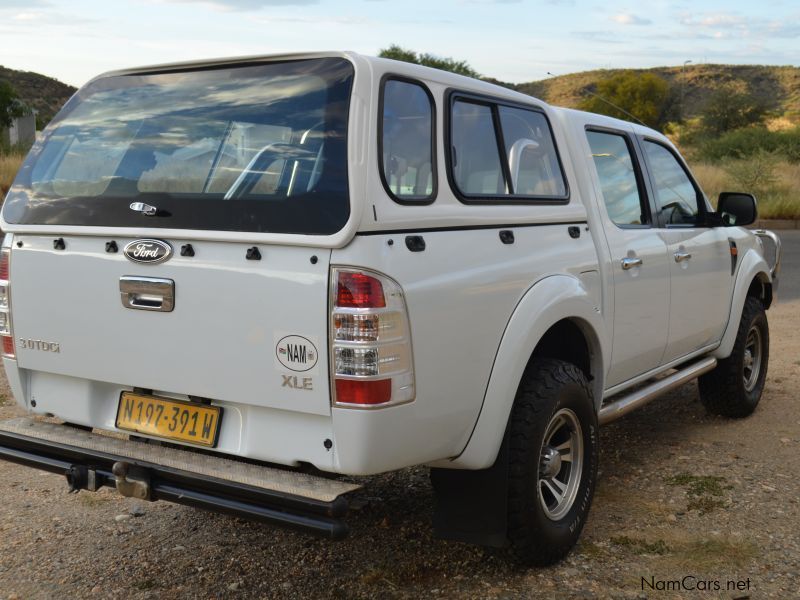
[0,417,361,540]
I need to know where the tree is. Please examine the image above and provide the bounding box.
[701,86,766,135]
[378,45,480,78]
[0,80,27,129]
[579,71,672,130]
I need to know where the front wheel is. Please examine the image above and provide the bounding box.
[507,358,599,566]
[699,296,769,418]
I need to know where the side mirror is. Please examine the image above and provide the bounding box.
[717,192,757,227]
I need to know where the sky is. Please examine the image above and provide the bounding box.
[0,0,798,88]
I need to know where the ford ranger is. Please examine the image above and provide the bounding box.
[0,52,781,565]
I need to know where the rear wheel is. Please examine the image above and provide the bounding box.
[699,296,769,417]
[507,358,598,566]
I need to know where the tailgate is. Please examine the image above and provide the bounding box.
[10,235,332,416]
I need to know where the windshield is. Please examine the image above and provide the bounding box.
[3,57,354,235]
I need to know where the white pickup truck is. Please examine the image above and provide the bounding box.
[0,52,781,565]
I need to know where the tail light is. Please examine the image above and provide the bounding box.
[0,245,14,359]
[330,268,415,407]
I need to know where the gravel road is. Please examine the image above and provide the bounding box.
[0,233,797,599]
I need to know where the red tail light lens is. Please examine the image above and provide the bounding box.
[0,250,8,281]
[0,246,12,359]
[331,267,414,409]
[336,271,385,309]
[2,336,14,357]
[335,379,392,406]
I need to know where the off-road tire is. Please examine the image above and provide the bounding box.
[507,358,599,566]
[698,296,769,418]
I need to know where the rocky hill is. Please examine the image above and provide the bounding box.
[2,62,799,130]
[0,65,76,126]
[506,64,800,120]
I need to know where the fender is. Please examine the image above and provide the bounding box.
[713,248,772,360]
[441,274,607,470]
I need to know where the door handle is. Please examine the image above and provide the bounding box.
[674,251,692,263]
[621,257,643,270]
[120,276,175,312]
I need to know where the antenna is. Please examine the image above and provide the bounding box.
[546,71,649,128]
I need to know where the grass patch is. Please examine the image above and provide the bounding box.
[693,157,800,219]
[0,153,24,197]
[665,472,732,514]
[665,473,730,497]
[358,561,444,588]
[133,579,158,591]
[577,540,607,558]
[677,538,757,570]
[686,496,726,514]
[78,492,111,507]
[610,535,670,555]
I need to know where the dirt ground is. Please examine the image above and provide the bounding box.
[0,300,798,598]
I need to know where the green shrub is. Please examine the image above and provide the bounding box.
[579,71,672,130]
[378,45,480,78]
[695,126,800,162]
[723,150,780,197]
[701,86,766,135]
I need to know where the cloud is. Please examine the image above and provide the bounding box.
[5,9,97,26]
[12,12,42,21]
[571,30,626,44]
[457,0,523,4]
[0,0,50,6]
[162,0,318,10]
[254,14,369,25]
[610,13,652,26]
[679,11,800,40]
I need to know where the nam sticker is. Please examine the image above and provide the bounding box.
[275,334,319,374]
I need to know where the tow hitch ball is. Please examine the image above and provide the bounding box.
[63,461,151,500]
[112,461,152,501]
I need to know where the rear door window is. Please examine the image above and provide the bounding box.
[448,96,568,202]
[451,101,506,195]
[586,130,650,227]
[380,78,436,202]
[498,106,566,197]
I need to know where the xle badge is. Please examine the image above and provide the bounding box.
[282,375,313,391]
[275,334,319,374]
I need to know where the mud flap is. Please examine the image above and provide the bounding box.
[430,432,509,548]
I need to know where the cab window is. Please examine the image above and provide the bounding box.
[643,141,702,226]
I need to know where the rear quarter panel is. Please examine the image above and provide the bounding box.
[330,225,599,474]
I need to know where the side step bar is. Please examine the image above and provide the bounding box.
[598,357,718,426]
[0,418,360,540]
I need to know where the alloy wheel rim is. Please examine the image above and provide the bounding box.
[538,408,584,521]
[743,326,763,392]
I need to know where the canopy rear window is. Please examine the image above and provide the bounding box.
[3,57,354,235]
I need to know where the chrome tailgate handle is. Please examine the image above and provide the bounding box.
[120,277,174,312]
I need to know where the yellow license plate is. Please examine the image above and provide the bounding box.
[116,392,222,447]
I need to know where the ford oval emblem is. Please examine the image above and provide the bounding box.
[123,239,173,264]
